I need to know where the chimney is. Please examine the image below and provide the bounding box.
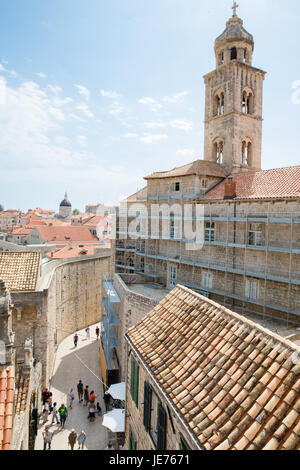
[224,176,237,200]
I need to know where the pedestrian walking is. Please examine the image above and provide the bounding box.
[84,386,89,406]
[51,402,59,425]
[77,380,84,402]
[85,327,90,340]
[95,326,100,341]
[42,400,50,424]
[88,402,96,422]
[96,402,102,416]
[68,429,77,450]
[58,403,68,429]
[74,333,79,348]
[77,431,87,450]
[68,388,75,409]
[103,392,111,411]
[42,388,51,405]
[42,426,53,450]
[89,390,97,404]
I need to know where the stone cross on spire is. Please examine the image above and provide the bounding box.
[232,1,239,16]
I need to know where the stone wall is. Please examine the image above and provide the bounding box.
[125,348,197,450]
[11,253,111,386]
[11,361,42,450]
[113,274,159,381]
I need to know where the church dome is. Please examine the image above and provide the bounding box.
[215,16,254,49]
[60,193,72,208]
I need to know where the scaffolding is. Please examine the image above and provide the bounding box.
[115,192,300,327]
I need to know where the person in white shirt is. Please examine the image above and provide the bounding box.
[42,426,54,450]
[77,430,87,450]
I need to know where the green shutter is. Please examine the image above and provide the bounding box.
[143,381,152,433]
[157,404,167,450]
[129,428,137,450]
[130,357,139,407]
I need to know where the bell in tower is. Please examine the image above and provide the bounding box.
[203,2,266,174]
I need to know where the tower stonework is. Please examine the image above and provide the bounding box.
[203,9,266,174]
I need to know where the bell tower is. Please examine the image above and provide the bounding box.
[203,3,266,174]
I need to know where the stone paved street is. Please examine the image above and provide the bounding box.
[35,323,109,450]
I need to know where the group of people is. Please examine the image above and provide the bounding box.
[42,389,69,430]
[77,380,102,422]
[73,326,100,348]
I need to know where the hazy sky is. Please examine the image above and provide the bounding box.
[0,0,299,212]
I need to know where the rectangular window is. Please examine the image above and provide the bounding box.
[246,279,259,300]
[202,271,212,289]
[170,266,177,287]
[248,223,264,247]
[143,382,167,450]
[179,434,191,450]
[174,182,181,192]
[205,222,215,242]
[130,357,139,407]
[170,215,175,239]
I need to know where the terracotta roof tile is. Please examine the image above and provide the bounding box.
[0,366,15,451]
[203,166,300,201]
[0,252,40,291]
[126,285,300,450]
[145,160,227,180]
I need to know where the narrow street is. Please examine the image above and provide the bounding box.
[35,323,109,450]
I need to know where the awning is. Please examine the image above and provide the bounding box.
[102,409,125,433]
[106,382,126,401]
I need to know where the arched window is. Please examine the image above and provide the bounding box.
[213,140,224,164]
[214,91,225,116]
[242,89,254,114]
[231,47,237,60]
[218,52,224,66]
[242,140,252,166]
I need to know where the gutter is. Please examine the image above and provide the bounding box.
[125,334,205,451]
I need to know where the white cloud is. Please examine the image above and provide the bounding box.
[48,85,63,95]
[76,135,88,147]
[124,133,138,138]
[101,90,120,99]
[70,113,88,123]
[0,78,85,167]
[139,133,168,144]
[75,84,90,100]
[138,97,162,112]
[109,101,124,116]
[170,119,193,131]
[163,91,190,104]
[76,103,94,118]
[48,107,65,121]
[145,121,167,129]
[36,72,47,79]
[0,63,18,78]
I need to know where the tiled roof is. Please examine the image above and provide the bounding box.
[122,186,148,203]
[34,226,99,244]
[126,285,300,450]
[10,227,33,235]
[83,215,105,227]
[144,160,227,180]
[14,373,30,415]
[0,366,15,451]
[46,245,97,259]
[0,252,40,291]
[204,166,300,201]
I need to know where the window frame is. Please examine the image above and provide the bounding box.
[130,357,139,408]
